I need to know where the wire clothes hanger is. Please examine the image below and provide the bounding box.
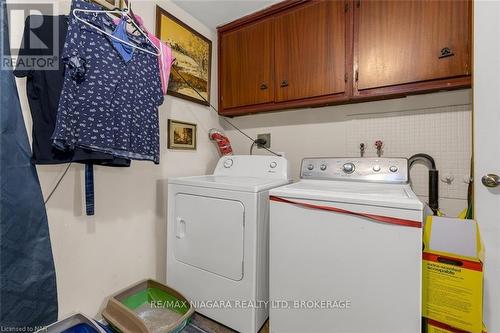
[72,1,160,56]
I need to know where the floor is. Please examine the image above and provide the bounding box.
[184,313,269,333]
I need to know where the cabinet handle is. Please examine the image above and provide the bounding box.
[439,47,454,59]
[260,83,268,90]
[280,80,289,88]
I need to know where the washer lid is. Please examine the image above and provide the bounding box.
[169,175,290,193]
[270,179,423,210]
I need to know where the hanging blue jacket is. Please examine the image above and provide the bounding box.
[0,0,58,329]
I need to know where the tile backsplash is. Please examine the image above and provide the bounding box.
[225,89,473,216]
[345,104,472,202]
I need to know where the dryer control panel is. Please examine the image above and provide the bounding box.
[214,155,290,180]
[300,157,408,183]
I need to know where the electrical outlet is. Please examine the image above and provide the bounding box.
[257,133,271,148]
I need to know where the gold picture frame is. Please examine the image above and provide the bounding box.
[91,0,125,10]
[168,119,197,150]
[156,6,212,106]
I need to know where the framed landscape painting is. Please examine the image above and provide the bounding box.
[156,6,212,106]
[168,119,197,150]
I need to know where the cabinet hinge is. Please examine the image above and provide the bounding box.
[344,73,348,83]
[356,0,361,8]
[355,70,359,82]
[220,96,224,101]
[344,2,348,12]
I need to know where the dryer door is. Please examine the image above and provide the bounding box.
[174,193,245,281]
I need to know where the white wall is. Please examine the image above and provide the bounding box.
[10,0,222,317]
[225,89,472,217]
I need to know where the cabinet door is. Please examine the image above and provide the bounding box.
[220,19,274,110]
[355,0,471,92]
[274,1,347,102]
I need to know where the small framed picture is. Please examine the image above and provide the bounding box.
[168,119,197,150]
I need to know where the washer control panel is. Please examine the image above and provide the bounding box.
[301,157,408,183]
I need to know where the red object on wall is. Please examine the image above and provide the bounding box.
[209,129,233,156]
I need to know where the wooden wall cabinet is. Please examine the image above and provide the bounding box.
[274,1,347,102]
[217,0,471,116]
[353,0,471,98]
[220,18,274,109]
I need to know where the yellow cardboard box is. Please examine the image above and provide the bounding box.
[422,216,484,333]
[426,319,487,333]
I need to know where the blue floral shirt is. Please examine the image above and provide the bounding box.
[53,0,164,163]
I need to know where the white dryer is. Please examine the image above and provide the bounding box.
[167,155,290,333]
[269,157,424,333]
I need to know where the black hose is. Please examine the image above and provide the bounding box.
[428,169,439,214]
[409,153,436,169]
[409,153,439,215]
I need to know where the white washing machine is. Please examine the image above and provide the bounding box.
[167,155,290,333]
[269,157,424,333]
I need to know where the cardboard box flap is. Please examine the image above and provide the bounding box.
[424,216,484,263]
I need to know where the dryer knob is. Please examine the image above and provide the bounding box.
[224,159,233,168]
[270,161,277,168]
[307,164,314,171]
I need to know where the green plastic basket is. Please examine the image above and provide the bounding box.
[102,279,194,333]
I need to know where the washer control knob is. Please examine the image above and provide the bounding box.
[389,165,399,173]
[223,159,233,168]
[307,163,314,171]
[270,161,277,169]
[320,164,327,171]
[343,162,355,174]
[373,165,381,172]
